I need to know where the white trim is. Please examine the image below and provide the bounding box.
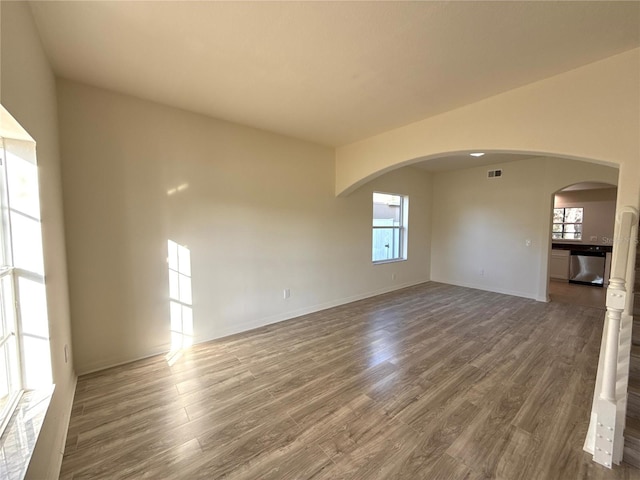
[76,278,430,375]
[50,376,77,480]
[429,276,539,301]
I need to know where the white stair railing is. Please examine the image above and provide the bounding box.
[584,206,638,468]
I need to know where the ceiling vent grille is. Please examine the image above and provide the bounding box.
[487,169,503,179]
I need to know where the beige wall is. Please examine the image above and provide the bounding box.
[0,2,75,479]
[336,46,638,306]
[335,48,639,210]
[554,188,617,245]
[56,80,433,374]
[430,157,618,301]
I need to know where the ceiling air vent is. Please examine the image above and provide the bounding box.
[487,169,503,179]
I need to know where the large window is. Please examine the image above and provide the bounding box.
[0,134,51,435]
[553,207,583,240]
[372,192,408,262]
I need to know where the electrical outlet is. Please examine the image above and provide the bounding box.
[391,273,397,281]
[283,288,290,299]
[525,239,531,247]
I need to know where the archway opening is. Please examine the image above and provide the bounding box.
[358,150,621,303]
[547,182,617,309]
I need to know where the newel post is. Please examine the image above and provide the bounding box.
[591,207,638,468]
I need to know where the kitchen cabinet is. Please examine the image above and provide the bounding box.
[550,249,570,280]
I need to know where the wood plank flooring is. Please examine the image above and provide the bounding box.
[548,279,607,310]
[60,282,640,479]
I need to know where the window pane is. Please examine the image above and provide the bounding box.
[563,232,580,240]
[22,335,51,389]
[565,208,583,223]
[18,276,48,338]
[0,345,10,413]
[552,232,562,239]
[373,193,401,206]
[373,228,400,262]
[552,224,563,233]
[373,193,401,226]
[553,209,564,223]
[373,205,400,225]
[0,338,20,434]
[10,212,44,274]
[565,224,582,234]
[392,228,401,259]
[6,151,40,220]
[5,337,19,393]
[0,274,16,339]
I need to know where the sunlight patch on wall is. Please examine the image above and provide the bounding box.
[166,240,193,365]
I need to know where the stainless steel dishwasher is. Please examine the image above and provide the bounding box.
[569,250,606,286]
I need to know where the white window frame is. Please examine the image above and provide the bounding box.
[0,138,23,436]
[372,192,408,263]
[0,266,22,436]
[553,207,584,241]
[0,132,52,437]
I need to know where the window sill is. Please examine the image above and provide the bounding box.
[0,386,54,480]
[373,258,407,265]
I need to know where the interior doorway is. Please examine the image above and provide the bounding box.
[548,182,617,309]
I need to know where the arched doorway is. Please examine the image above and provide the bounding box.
[399,152,620,303]
[548,182,618,309]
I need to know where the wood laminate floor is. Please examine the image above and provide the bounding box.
[61,282,640,479]
[548,279,607,310]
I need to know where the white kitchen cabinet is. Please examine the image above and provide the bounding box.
[550,249,570,280]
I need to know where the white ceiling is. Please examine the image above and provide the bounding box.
[29,1,640,147]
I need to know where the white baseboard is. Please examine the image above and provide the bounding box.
[213,278,430,340]
[430,276,539,301]
[76,278,430,375]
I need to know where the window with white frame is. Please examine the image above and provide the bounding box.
[0,134,51,435]
[553,207,583,240]
[372,192,408,263]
